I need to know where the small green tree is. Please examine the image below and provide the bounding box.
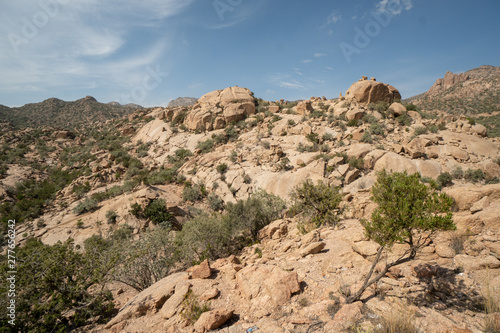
[347,170,455,303]
[290,180,343,230]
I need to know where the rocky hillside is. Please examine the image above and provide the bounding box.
[168,97,198,107]
[408,65,500,137]
[1,78,500,332]
[0,96,142,130]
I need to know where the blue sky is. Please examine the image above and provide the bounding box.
[0,0,499,107]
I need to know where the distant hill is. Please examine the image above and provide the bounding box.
[407,65,500,137]
[407,65,499,115]
[0,96,144,130]
[167,97,197,107]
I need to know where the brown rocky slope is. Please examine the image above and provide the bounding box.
[5,79,500,332]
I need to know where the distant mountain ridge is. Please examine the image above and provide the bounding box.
[407,65,500,116]
[167,97,197,107]
[0,96,144,130]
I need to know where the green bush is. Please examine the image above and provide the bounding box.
[180,289,211,324]
[197,139,215,153]
[306,133,319,144]
[396,113,412,126]
[182,184,206,202]
[370,123,385,136]
[143,199,173,228]
[437,172,453,188]
[175,214,233,264]
[451,166,464,179]
[130,203,143,217]
[216,163,228,174]
[361,132,373,143]
[167,148,193,164]
[106,210,118,224]
[464,168,485,183]
[0,238,114,331]
[413,126,428,136]
[347,119,358,127]
[225,190,286,240]
[207,193,225,211]
[290,180,343,230]
[112,228,177,291]
[348,170,455,303]
[73,198,99,215]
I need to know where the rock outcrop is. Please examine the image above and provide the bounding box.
[345,77,401,104]
[428,71,470,95]
[184,86,255,131]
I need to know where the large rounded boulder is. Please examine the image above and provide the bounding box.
[345,77,401,105]
[185,86,255,131]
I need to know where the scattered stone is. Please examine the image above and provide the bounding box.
[190,259,212,279]
[299,241,326,257]
[194,309,233,333]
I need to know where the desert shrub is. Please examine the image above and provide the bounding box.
[427,124,439,133]
[136,141,151,158]
[175,214,233,264]
[438,123,447,131]
[167,148,193,164]
[287,119,296,126]
[73,198,98,215]
[216,163,228,174]
[277,157,292,171]
[110,224,134,241]
[143,199,173,228]
[396,113,412,126]
[306,133,319,144]
[437,172,453,188]
[451,166,464,179]
[362,114,378,124]
[347,119,358,127]
[370,123,385,136]
[225,190,286,240]
[413,126,428,136]
[145,166,178,185]
[112,228,177,291]
[180,289,211,325]
[260,140,271,149]
[404,103,419,111]
[348,156,365,170]
[376,301,418,333]
[182,184,206,202]
[464,169,485,183]
[322,133,334,142]
[297,142,318,153]
[0,238,114,331]
[449,231,470,255]
[243,173,252,184]
[207,193,225,211]
[466,117,476,125]
[290,180,342,230]
[72,182,91,198]
[229,150,238,163]
[197,139,215,153]
[348,170,455,303]
[106,210,118,224]
[361,132,373,143]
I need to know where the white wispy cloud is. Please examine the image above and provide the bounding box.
[376,0,413,15]
[0,0,191,99]
[300,59,312,64]
[314,53,327,58]
[279,81,304,89]
[326,12,342,25]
